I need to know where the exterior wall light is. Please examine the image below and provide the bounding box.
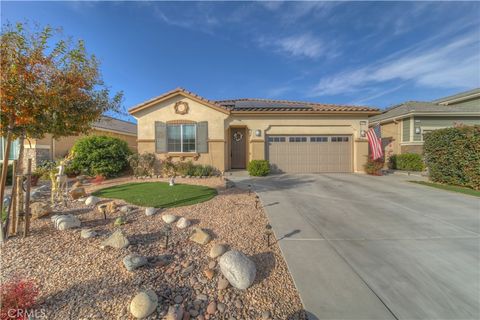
[255,129,262,137]
[415,127,421,134]
[360,129,367,138]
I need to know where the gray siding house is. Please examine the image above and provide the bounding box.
[369,88,480,157]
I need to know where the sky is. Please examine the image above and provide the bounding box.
[2,1,479,123]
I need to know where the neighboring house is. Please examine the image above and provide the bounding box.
[129,88,380,173]
[21,116,137,169]
[369,88,480,157]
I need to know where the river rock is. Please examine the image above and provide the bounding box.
[30,202,52,220]
[80,228,97,239]
[51,214,81,230]
[189,228,211,245]
[85,196,100,206]
[176,217,190,229]
[123,254,148,271]
[166,304,184,320]
[145,207,157,216]
[219,250,256,290]
[101,230,130,249]
[130,289,158,319]
[209,243,227,258]
[162,214,177,224]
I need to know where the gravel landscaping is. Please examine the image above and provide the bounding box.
[0,176,306,319]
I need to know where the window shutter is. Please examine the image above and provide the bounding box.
[196,121,208,153]
[155,121,167,153]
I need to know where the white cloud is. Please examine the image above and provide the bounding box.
[258,33,334,59]
[309,32,480,96]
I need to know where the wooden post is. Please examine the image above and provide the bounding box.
[15,175,23,236]
[23,159,32,238]
[0,133,12,243]
[5,160,17,237]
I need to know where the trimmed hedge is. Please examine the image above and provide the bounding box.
[389,153,424,171]
[70,136,132,178]
[247,160,270,176]
[424,125,480,190]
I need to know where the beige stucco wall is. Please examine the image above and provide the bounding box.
[132,93,372,173]
[133,95,229,171]
[226,115,369,172]
[379,121,401,160]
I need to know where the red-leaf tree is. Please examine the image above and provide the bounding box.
[0,22,123,240]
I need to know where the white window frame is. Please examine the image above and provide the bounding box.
[167,124,197,153]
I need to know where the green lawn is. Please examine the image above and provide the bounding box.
[410,181,480,197]
[93,182,217,208]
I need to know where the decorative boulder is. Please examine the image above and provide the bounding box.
[85,196,100,206]
[30,202,52,220]
[219,250,256,290]
[120,205,131,214]
[189,228,211,245]
[114,216,127,227]
[209,243,227,259]
[52,214,81,230]
[80,228,97,239]
[145,207,157,216]
[176,217,190,229]
[70,187,87,200]
[162,214,177,224]
[130,289,158,319]
[101,230,130,249]
[123,254,148,271]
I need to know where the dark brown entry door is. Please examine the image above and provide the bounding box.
[231,128,246,169]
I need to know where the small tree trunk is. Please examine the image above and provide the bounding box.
[0,132,13,243]
[8,160,18,235]
[23,159,32,238]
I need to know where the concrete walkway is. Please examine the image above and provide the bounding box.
[230,173,480,320]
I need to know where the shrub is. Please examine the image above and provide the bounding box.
[128,153,156,177]
[364,158,384,175]
[393,153,424,171]
[247,160,270,176]
[69,136,132,178]
[424,125,480,190]
[0,164,13,186]
[0,276,39,320]
[388,155,397,170]
[35,160,57,179]
[162,159,177,177]
[176,161,195,176]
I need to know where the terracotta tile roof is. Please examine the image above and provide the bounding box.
[129,88,379,114]
[216,98,378,112]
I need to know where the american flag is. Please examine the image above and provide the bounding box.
[367,125,383,160]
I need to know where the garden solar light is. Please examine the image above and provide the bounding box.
[264,224,273,247]
[248,184,252,195]
[162,224,173,250]
[255,195,260,209]
[98,204,108,220]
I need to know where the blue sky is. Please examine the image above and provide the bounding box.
[2,1,479,122]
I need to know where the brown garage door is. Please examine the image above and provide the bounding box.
[267,135,353,173]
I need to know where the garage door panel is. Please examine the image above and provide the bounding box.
[267,135,352,173]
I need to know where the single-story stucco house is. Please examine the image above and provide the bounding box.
[0,116,137,169]
[369,88,480,157]
[129,88,380,173]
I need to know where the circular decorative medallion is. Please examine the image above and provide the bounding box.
[233,131,243,142]
[174,101,189,115]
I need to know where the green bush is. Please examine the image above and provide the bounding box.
[0,163,13,185]
[176,161,195,176]
[391,153,424,171]
[247,160,270,176]
[363,158,384,175]
[70,136,132,178]
[175,161,217,177]
[424,125,480,190]
[128,153,156,177]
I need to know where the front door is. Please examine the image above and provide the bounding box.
[231,128,246,169]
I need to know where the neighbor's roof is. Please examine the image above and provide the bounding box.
[433,88,480,105]
[129,88,380,115]
[369,100,480,123]
[93,116,137,136]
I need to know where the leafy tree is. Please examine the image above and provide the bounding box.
[0,22,123,240]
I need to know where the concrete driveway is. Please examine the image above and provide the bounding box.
[230,173,480,320]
